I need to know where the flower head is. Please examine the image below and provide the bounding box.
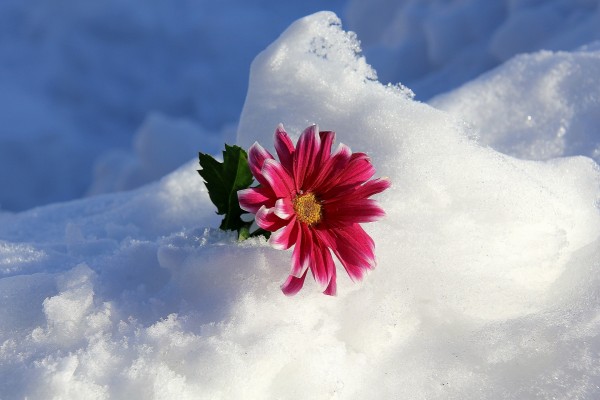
[238,124,390,295]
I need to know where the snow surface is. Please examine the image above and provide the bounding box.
[431,45,600,162]
[346,0,600,99]
[2,3,600,400]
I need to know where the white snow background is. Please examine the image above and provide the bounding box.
[2,1,600,399]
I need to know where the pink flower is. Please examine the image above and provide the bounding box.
[238,124,390,296]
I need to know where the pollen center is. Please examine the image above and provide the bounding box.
[293,192,322,225]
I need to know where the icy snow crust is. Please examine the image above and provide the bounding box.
[2,10,600,400]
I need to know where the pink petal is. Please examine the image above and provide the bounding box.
[248,142,274,186]
[269,216,299,250]
[323,271,337,296]
[323,177,391,205]
[307,143,352,192]
[320,153,376,197]
[290,223,314,278]
[274,124,295,176]
[314,229,337,271]
[338,226,376,268]
[262,159,295,199]
[337,254,366,282]
[343,153,376,184]
[293,125,320,191]
[351,177,391,199]
[315,130,335,166]
[237,186,275,213]
[321,224,376,282]
[274,198,294,219]
[281,270,308,296]
[303,130,336,192]
[322,198,386,227]
[255,206,287,232]
[310,235,334,291]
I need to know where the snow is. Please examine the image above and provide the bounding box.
[87,112,226,196]
[345,0,600,99]
[2,2,600,399]
[431,46,600,162]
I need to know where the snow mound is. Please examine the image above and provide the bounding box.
[345,0,600,98]
[87,113,223,196]
[431,46,600,162]
[1,11,600,399]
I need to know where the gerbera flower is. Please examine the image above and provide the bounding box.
[238,124,390,296]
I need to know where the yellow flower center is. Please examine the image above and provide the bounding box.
[293,192,322,225]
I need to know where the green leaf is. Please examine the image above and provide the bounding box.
[238,225,250,241]
[198,144,254,233]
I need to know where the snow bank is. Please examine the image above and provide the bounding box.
[345,0,600,99]
[2,11,600,399]
[431,45,600,162]
[87,112,225,196]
